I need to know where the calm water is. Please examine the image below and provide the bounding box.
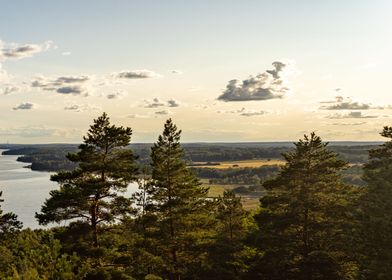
[0,150,138,229]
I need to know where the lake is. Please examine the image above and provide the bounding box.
[0,150,138,229]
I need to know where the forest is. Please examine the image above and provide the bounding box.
[1,112,392,279]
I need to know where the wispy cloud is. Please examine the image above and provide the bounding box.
[0,63,10,82]
[116,70,161,79]
[31,75,90,96]
[143,98,180,108]
[106,90,126,99]
[0,126,82,139]
[56,85,86,95]
[155,109,173,115]
[326,111,378,119]
[167,99,180,107]
[127,113,152,119]
[171,70,183,74]
[320,96,371,110]
[13,102,35,110]
[218,60,296,102]
[0,127,54,137]
[218,107,267,117]
[331,122,366,126]
[1,85,19,95]
[319,96,389,110]
[64,104,101,112]
[0,40,54,60]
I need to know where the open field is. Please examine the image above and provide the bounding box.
[205,183,261,211]
[191,159,284,169]
[241,198,260,211]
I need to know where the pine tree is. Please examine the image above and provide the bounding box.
[147,119,212,280]
[356,126,392,279]
[36,112,137,247]
[205,190,249,280]
[250,132,358,280]
[0,190,22,235]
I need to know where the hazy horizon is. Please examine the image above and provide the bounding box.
[0,140,384,146]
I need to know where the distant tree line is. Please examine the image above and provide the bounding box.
[0,113,391,279]
[2,140,374,173]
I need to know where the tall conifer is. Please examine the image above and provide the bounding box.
[250,133,358,279]
[36,113,137,247]
[147,119,212,280]
[357,126,392,279]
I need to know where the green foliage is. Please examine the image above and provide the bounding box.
[203,190,251,279]
[356,126,392,279]
[0,230,87,279]
[144,119,214,279]
[0,190,22,236]
[36,112,138,248]
[249,133,358,279]
[4,115,392,279]
[192,165,279,185]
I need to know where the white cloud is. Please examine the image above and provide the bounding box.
[171,70,183,74]
[1,85,19,95]
[143,98,165,108]
[218,60,296,102]
[331,122,366,126]
[31,75,90,96]
[0,63,10,82]
[116,70,161,79]
[127,113,152,119]
[319,96,390,110]
[56,85,87,96]
[143,98,181,108]
[217,107,267,117]
[64,104,101,112]
[106,90,126,99]
[55,76,89,83]
[155,109,173,115]
[320,97,371,110]
[326,111,378,119]
[0,40,54,60]
[167,99,180,107]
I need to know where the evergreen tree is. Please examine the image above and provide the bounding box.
[356,126,392,279]
[147,119,212,280]
[205,190,249,280]
[0,190,22,235]
[249,132,358,280]
[36,113,137,247]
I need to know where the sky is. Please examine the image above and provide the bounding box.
[0,0,391,143]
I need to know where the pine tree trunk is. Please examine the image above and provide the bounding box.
[91,203,98,247]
